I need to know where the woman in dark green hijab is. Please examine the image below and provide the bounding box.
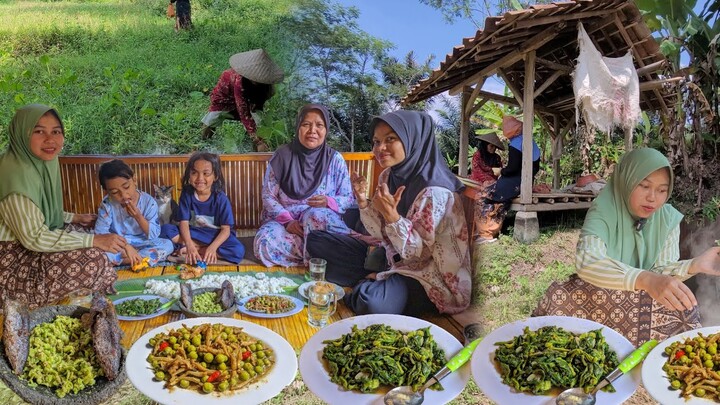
[535,148,720,345]
[0,104,126,309]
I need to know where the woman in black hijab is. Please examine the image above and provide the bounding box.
[253,104,355,267]
[307,110,472,316]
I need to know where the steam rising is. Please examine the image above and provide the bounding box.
[681,220,720,327]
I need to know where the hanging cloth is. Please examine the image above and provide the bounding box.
[573,22,641,134]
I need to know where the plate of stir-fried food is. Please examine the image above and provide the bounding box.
[642,326,720,404]
[471,316,640,405]
[237,294,303,318]
[125,317,297,404]
[298,314,469,405]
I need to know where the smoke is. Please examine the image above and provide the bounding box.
[681,219,720,326]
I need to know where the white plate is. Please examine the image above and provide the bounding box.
[298,281,345,300]
[113,295,171,321]
[237,294,304,319]
[299,314,469,405]
[472,316,640,405]
[642,326,720,405]
[126,317,297,405]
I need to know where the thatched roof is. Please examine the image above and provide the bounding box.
[402,0,675,131]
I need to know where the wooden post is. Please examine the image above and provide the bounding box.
[520,51,536,205]
[624,126,634,151]
[552,115,561,189]
[459,86,471,177]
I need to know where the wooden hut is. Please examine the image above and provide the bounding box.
[402,0,677,242]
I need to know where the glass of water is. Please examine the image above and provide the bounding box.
[308,281,337,328]
[308,258,327,282]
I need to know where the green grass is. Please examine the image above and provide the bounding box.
[0,0,299,154]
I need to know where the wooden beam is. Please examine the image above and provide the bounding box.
[468,98,488,117]
[511,9,617,29]
[534,70,563,98]
[636,60,666,76]
[473,90,561,115]
[497,68,525,107]
[449,23,566,96]
[463,77,487,117]
[520,51,536,205]
[639,77,684,91]
[535,57,573,73]
[552,115,561,189]
[459,87,471,177]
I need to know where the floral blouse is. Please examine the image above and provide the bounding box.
[260,151,355,224]
[360,169,472,314]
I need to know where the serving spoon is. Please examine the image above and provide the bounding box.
[383,338,482,405]
[555,339,658,405]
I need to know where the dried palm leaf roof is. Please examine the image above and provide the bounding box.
[402,0,676,131]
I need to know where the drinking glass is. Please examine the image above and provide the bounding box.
[307,281,337,328]
[308,258,327,282]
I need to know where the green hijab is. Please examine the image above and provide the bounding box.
[0,104,64,230]
[580,148,683,269]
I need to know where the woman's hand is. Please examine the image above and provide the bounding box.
[636,271,697,311]
[285,220,303,237]
[307,195,328,208]
[492,167,502,177]
[73,213,97,227]
[351,172,369,208]
[203,245,218,264]
[688,246,720,276]
[185,241,202,265]
[124,245,142,268]
[93,233,126,254]
[371,183,404,224]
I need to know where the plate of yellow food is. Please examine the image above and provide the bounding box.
[642,326,720,404]
[237,294,303,318]
[471,316,640,405]
[125,317,297,405]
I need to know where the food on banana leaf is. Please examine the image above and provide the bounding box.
[321,324,446,393]
[493,325,619,395]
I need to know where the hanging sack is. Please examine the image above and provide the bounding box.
[166,3,175,18]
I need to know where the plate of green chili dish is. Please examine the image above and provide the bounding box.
[299,314,469,405]
[471,316,640,405]
[113,295,171,321]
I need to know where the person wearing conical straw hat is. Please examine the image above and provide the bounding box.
[201,49,284,151]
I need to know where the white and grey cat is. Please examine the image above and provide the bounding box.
[153,184,179,226]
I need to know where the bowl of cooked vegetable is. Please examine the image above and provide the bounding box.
[0,295,127,404]
[177,280,237,318]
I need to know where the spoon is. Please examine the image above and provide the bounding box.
[384,337,482,405]
[555,339,658,405]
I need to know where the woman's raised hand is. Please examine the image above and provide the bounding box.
[372,183,404,224]
[93,233,126,254]
[350,172,368,208]
[636,271,697,311]
[285,220,303,237]
[307,195,328,208]
[688,246,720,276]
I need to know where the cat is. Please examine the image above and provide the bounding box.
[153,184,179,226]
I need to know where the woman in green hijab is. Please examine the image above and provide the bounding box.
[0,104,127,309]
[535,148,720,345]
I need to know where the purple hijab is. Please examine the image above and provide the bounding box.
[269,104,335,200]
[371,110,464,216]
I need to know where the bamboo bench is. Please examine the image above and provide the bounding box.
[59,153,382,231]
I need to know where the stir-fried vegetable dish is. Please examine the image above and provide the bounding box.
[322,324,446,393]
[116,297,162,317]
[662,331,720,401]
[494,326,619,395]
[22,315,103,398]
[244,295,295,314]
[146,323,274,394]
[191,292,223,314]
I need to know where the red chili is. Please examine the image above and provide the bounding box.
[242,351,252,360]
[158,341,169,351]
[674,349,686,360]
[207,370,221,382]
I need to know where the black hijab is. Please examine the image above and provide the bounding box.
[269,104,334,200]
[371,110,464,216]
